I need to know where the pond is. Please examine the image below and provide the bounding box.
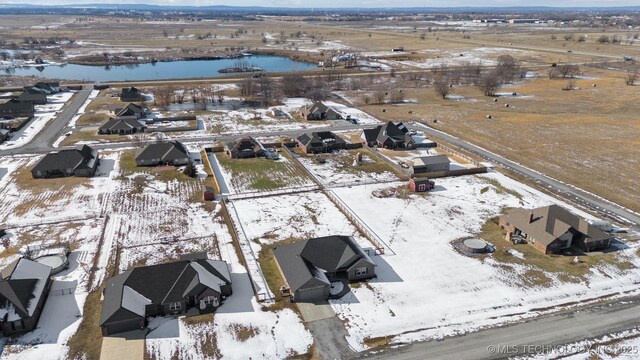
[2,55,317,82]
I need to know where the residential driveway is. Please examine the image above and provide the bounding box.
[297,300,336,322]
[100,329,146,360]
[297,300,356,360]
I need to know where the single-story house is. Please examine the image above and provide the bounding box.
[298,101,343,120]
[98,117,146,135]
[0,99,35,119]
[17,88,47,105]
[411,155,451,174]
[273,235,376,302]
[0,129,10,143]
[32,145,100,178]
[100,257,232,336]
[361,121,416,150]
[32,82,60,94]
[409,178,435,192]
[120,87,146,102]
[135,140,190,166]
[225,137,265,158]
[112,103,147,119]
[499,205,612,254]
[0,258,53,336]
[296,131,346,154]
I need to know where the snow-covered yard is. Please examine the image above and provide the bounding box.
[0,91,74,150]
[327,172,640,350]
[380,47,533,69]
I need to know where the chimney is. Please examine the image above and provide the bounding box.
[529,211,534,223]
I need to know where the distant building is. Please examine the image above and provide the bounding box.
[32,145,100,178]
[0,258,53,336]
[17,88,47,105]
[361,121,416,150]
[99,117,146,135]
[298,101,343,121]
[411,155,451,174]
[135,140,190,166]
[0,129,9,143]
[296,131,346,154]
[0,99,35,119]
[273,235,376,302]
[499,205,612,254]
[100,257,232,336]
[225,137,266,158]
[120,87,146,102]
[508,19,541,24]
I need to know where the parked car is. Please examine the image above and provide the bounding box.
[265,148,280,160]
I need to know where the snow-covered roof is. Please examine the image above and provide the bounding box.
[122,285,152,317]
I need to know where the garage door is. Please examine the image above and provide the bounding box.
[295,286,326,302]
[105,319,142,336]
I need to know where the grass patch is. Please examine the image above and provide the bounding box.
[216,150,312,192]
[61,130,128,147]
[66,289,103,360]
[76,112,110,126]
[479,215,635,285]
[482,177,524,202]
[230,324,260,342]
[257,237,304,313]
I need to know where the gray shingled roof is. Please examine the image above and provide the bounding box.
[135,141,189,164]
[413,155,451,167]
[32,145,98,173]
[100,117,145,132]
[0,258,52,320]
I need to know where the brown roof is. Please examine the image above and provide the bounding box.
[503,205,610,246]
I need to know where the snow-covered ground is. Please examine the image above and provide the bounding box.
[380,47,531,69]
[327,172,640,350]
[297,150,399,186]
[0,92,74,150]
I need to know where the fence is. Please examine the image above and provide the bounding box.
[324,190,392,255]
[437,143,485,168]
[411,167,488,179]
[224,185,320,201]
[366,147,412,178]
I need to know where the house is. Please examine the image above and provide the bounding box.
[32,82,60,94]
[0,129,9,143]
[0,258,53,336]
[120,87,146,102]
[0,99,35,119]
[273,235,376,302]
[17,88,47,105]
[270,108,288,118]
[296,131,346,154]
[135,141,190,166]
[100,257,232,336]
[32,145,100,178]
[411,155,451,174]
[499,205,612,254]
[225,137,265,158]
[98,117,146,135]
[361,121,416,150]
[298,101,343,120]
[112,103,147,119]
[409,178,435,192]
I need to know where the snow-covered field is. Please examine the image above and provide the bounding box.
[380,47,532,69]
[0,92,74,150]
[327,172,640,350]
[297,150,399,186]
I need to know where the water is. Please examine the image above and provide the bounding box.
[2,55,317,82]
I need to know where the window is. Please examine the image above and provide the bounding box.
[355,267,368,276]
[169,302,182,311]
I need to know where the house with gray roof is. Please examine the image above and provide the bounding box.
[32,82,60,94]
[100,257,232,336]
[411,155,451,175]
[499,205,612,254]
[32,145,100,179]
[298,101,343,120]
[120,87,146,102]
[0,99,35,119]
[225,136,265,158]
[18,88,47,105]
[98,117,146,135]
[273,235,376,302]
[361,121,416,150]
[112,103,147,119]
[135,140,190,166]
[296,131,346,154]
[0,258,53,336]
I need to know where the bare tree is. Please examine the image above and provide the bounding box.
[280,73,310,97]
[547,66,561,79]
[373,90,386,104]
[495,54,520,83]
[433,77,451,99]
[562,79,576,91]
[558,64,580,78]
[625,71,638,86]
[360,92,372,105]
[389,89,405,103]
[240,77,256,98]
[478,72,500,96]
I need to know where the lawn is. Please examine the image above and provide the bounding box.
[215,150,314,193]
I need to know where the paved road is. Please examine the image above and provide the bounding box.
[360,296,640,360]
[0,86,92,156]
[410,123,640,227]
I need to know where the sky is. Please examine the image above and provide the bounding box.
[0,0,636,7]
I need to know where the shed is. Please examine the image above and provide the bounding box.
[409,178,435,192]
[412,155,451,174]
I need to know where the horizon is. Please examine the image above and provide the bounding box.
[1,1,639,9]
